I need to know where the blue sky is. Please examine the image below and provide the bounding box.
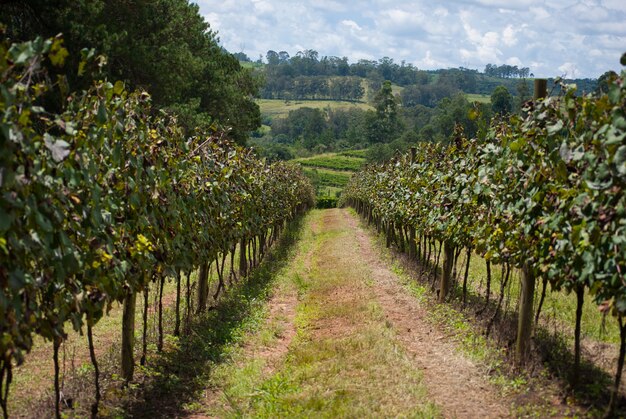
[197,0,626,78]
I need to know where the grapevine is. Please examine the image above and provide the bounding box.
[0,36,314,417]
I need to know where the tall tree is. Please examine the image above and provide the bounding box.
[491,85,513,115]
[366,80,404,143]
[596,70,618,95]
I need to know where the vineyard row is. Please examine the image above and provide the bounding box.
[341,61,626,415]
[0,37,315,417]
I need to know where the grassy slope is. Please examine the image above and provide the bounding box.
[294,153,365,172]
[294,153,366,199]
[256,92,369,198]
[258,99,372,119]
[302,168,351,190]
[465,93,491,104]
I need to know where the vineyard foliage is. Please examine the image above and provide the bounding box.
[342,59,626,408]
[343,66,626,316]
[0,35,314,394]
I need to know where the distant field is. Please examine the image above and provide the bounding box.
[258,99,372,119]
[296,152,365,199]
[303,167,352,188]
[240,61,264,70]
[316,186,343,198]
[295,153,366,172]
[465,93,491,104]
[391,84,405,95]
[362,80,404,99]
[338,149,368,158]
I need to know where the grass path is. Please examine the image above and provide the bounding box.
[201,208,513,418]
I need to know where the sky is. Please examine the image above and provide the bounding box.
[197,0,626,79]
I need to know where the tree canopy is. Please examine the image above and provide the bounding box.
[491,85,513,115]
[0,0,261,143]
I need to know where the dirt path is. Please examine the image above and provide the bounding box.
[203,208,514,418]
[345,210,511,418]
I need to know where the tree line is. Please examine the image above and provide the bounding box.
[262,75,364,101]
[484,63,531,78]
[255,80,508,159]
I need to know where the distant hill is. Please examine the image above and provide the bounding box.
[245,49,600,167]
[258,99,372,120]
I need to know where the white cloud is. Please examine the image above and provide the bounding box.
[506,56,523,66]
[198,0,626,77]
[341,20,362,31]
[558,62,580,78]
[419,50,440,67]
[530,7,551,19]
[502,25,518,46]
[434,7,449,17]
[252,0,274,14]
[602,0,626,12]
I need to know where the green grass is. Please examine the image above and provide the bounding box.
[295,153,365,172]
[391,84,405,96]
[356,213,619,415]
[465,93,491,104]
[9,223,303,417]
[302,168,352,188]
[315,186,342,198]
[363,80,404,99]
[453,251,620,344]
[205,210,439,418]
[258,99,372,119]
[240,61,264,70]
[122,217,308,417]
[359,215,590,416]
[338,149,368,158]
[257,124,272,135]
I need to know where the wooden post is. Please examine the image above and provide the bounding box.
[515,68,543,357]
[516,263,535,364]
[533,79,547,101]
[121,289,137,382]
[408,226,416,259]
[410,146,417,163]
[439,241,455,303]
[197,262,210,313]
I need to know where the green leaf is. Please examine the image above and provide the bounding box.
[615,145,626,175]
[616,296,626,314]
[113,81,125,96]
[49,39,69,67]
[44,134,71,162]
[0,207,12,232]
[35,211,53,233]
[8,42,35,65]
[97,101,108,124]
[78,61,86,77]
[547,120,564,136]
[609,85,621,104]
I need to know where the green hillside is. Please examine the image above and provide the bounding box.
[465,93,491,104]
[295,153,366,172]
[258,99,372,119]
[294,152,367,205]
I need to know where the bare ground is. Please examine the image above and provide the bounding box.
[342,210,513,418]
